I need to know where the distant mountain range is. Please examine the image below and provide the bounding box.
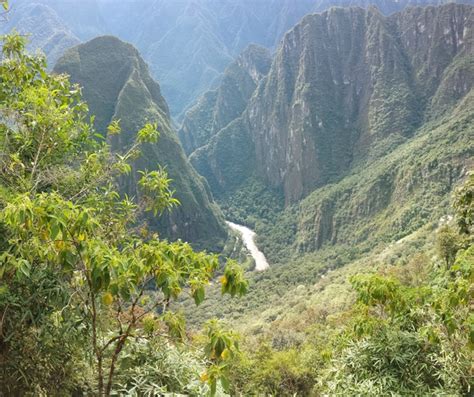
[1,2,80,66]
[4,0,473,118]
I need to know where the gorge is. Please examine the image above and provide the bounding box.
[0,0,473,395]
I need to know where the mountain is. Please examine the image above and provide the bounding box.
[1,2,80,66]
[8,0,471,118]
[179,44,272,155]
[53,36,227,250]
[138,0,471,118]
[188,3,473,260]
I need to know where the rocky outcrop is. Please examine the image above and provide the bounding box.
[193,4,473,205]
[54,36,227,250]
[255,88,473,259]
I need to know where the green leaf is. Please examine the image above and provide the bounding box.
[50,221,60,240]
[193,286,205,305]
[210,379,217,396]
[136,123,159,143]
[220,376,230,392]
[17,259,30,278]
[107,119,121,135]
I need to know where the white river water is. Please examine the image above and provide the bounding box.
[226,221,270,271]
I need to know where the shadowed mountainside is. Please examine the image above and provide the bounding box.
[54,36,228,251]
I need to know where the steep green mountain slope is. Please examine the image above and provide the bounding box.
[184,77,473,331]
[10,0,470,118]
[54,36,227,250]
[192,4,473,205]
[0,2,80,66]
[179,44,272,155]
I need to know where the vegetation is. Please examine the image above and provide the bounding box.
[0,33,247,395]
[221,174,473,396]
[1,2,472,396]
[53,35,228,252]
[179,44,271,156]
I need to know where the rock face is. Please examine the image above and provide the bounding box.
[179,44,272,155]
[287,89,474,256]
[192,4,473,205]
[8,0,467,117]
[54,36,227,250]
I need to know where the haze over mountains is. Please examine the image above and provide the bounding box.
[1,2,79,65]
[3,0,471,260]
[1,1,474,394]
[190,3,473,201]
[4,0,473,118]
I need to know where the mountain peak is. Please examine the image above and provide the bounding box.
[178,43,272,156]
[85,34,134,49]
[189,3,473,205]
[54,38,227,250]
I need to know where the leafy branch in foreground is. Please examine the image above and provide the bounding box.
[0,33,247,396]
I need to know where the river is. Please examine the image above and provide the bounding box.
[226,221,270,271]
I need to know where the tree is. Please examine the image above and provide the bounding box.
[0,33,247,395]
[453,172,474,236]
[318,174,474,395]
[436,225,460,268]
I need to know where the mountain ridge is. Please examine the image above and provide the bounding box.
[7,0,472,117]
[180,3,474,270]
[1,2,80,66]
[54,36,228,250]
[190,3,473,203]
[179,43,272,155]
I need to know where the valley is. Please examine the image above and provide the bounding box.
[0,0,473,396]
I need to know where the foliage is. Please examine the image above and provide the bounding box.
[0,33,246,396]
[454,172,474,236]
[115,337,209,396]
[220,260,248,297]
[224,175,473,396]
[436,225,460,268]
[201,320,241,395]
[54,35,228,251]
[138,167,180,216]
[233,343,315,396]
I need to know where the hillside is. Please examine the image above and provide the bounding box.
[54,36,228,250]
[1,3,473,396]
[184,79,473,318]
[190,4,473,212]
[178,5,474,347]
[179,44,272,155]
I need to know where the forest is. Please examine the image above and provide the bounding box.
[0,0,473,396]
